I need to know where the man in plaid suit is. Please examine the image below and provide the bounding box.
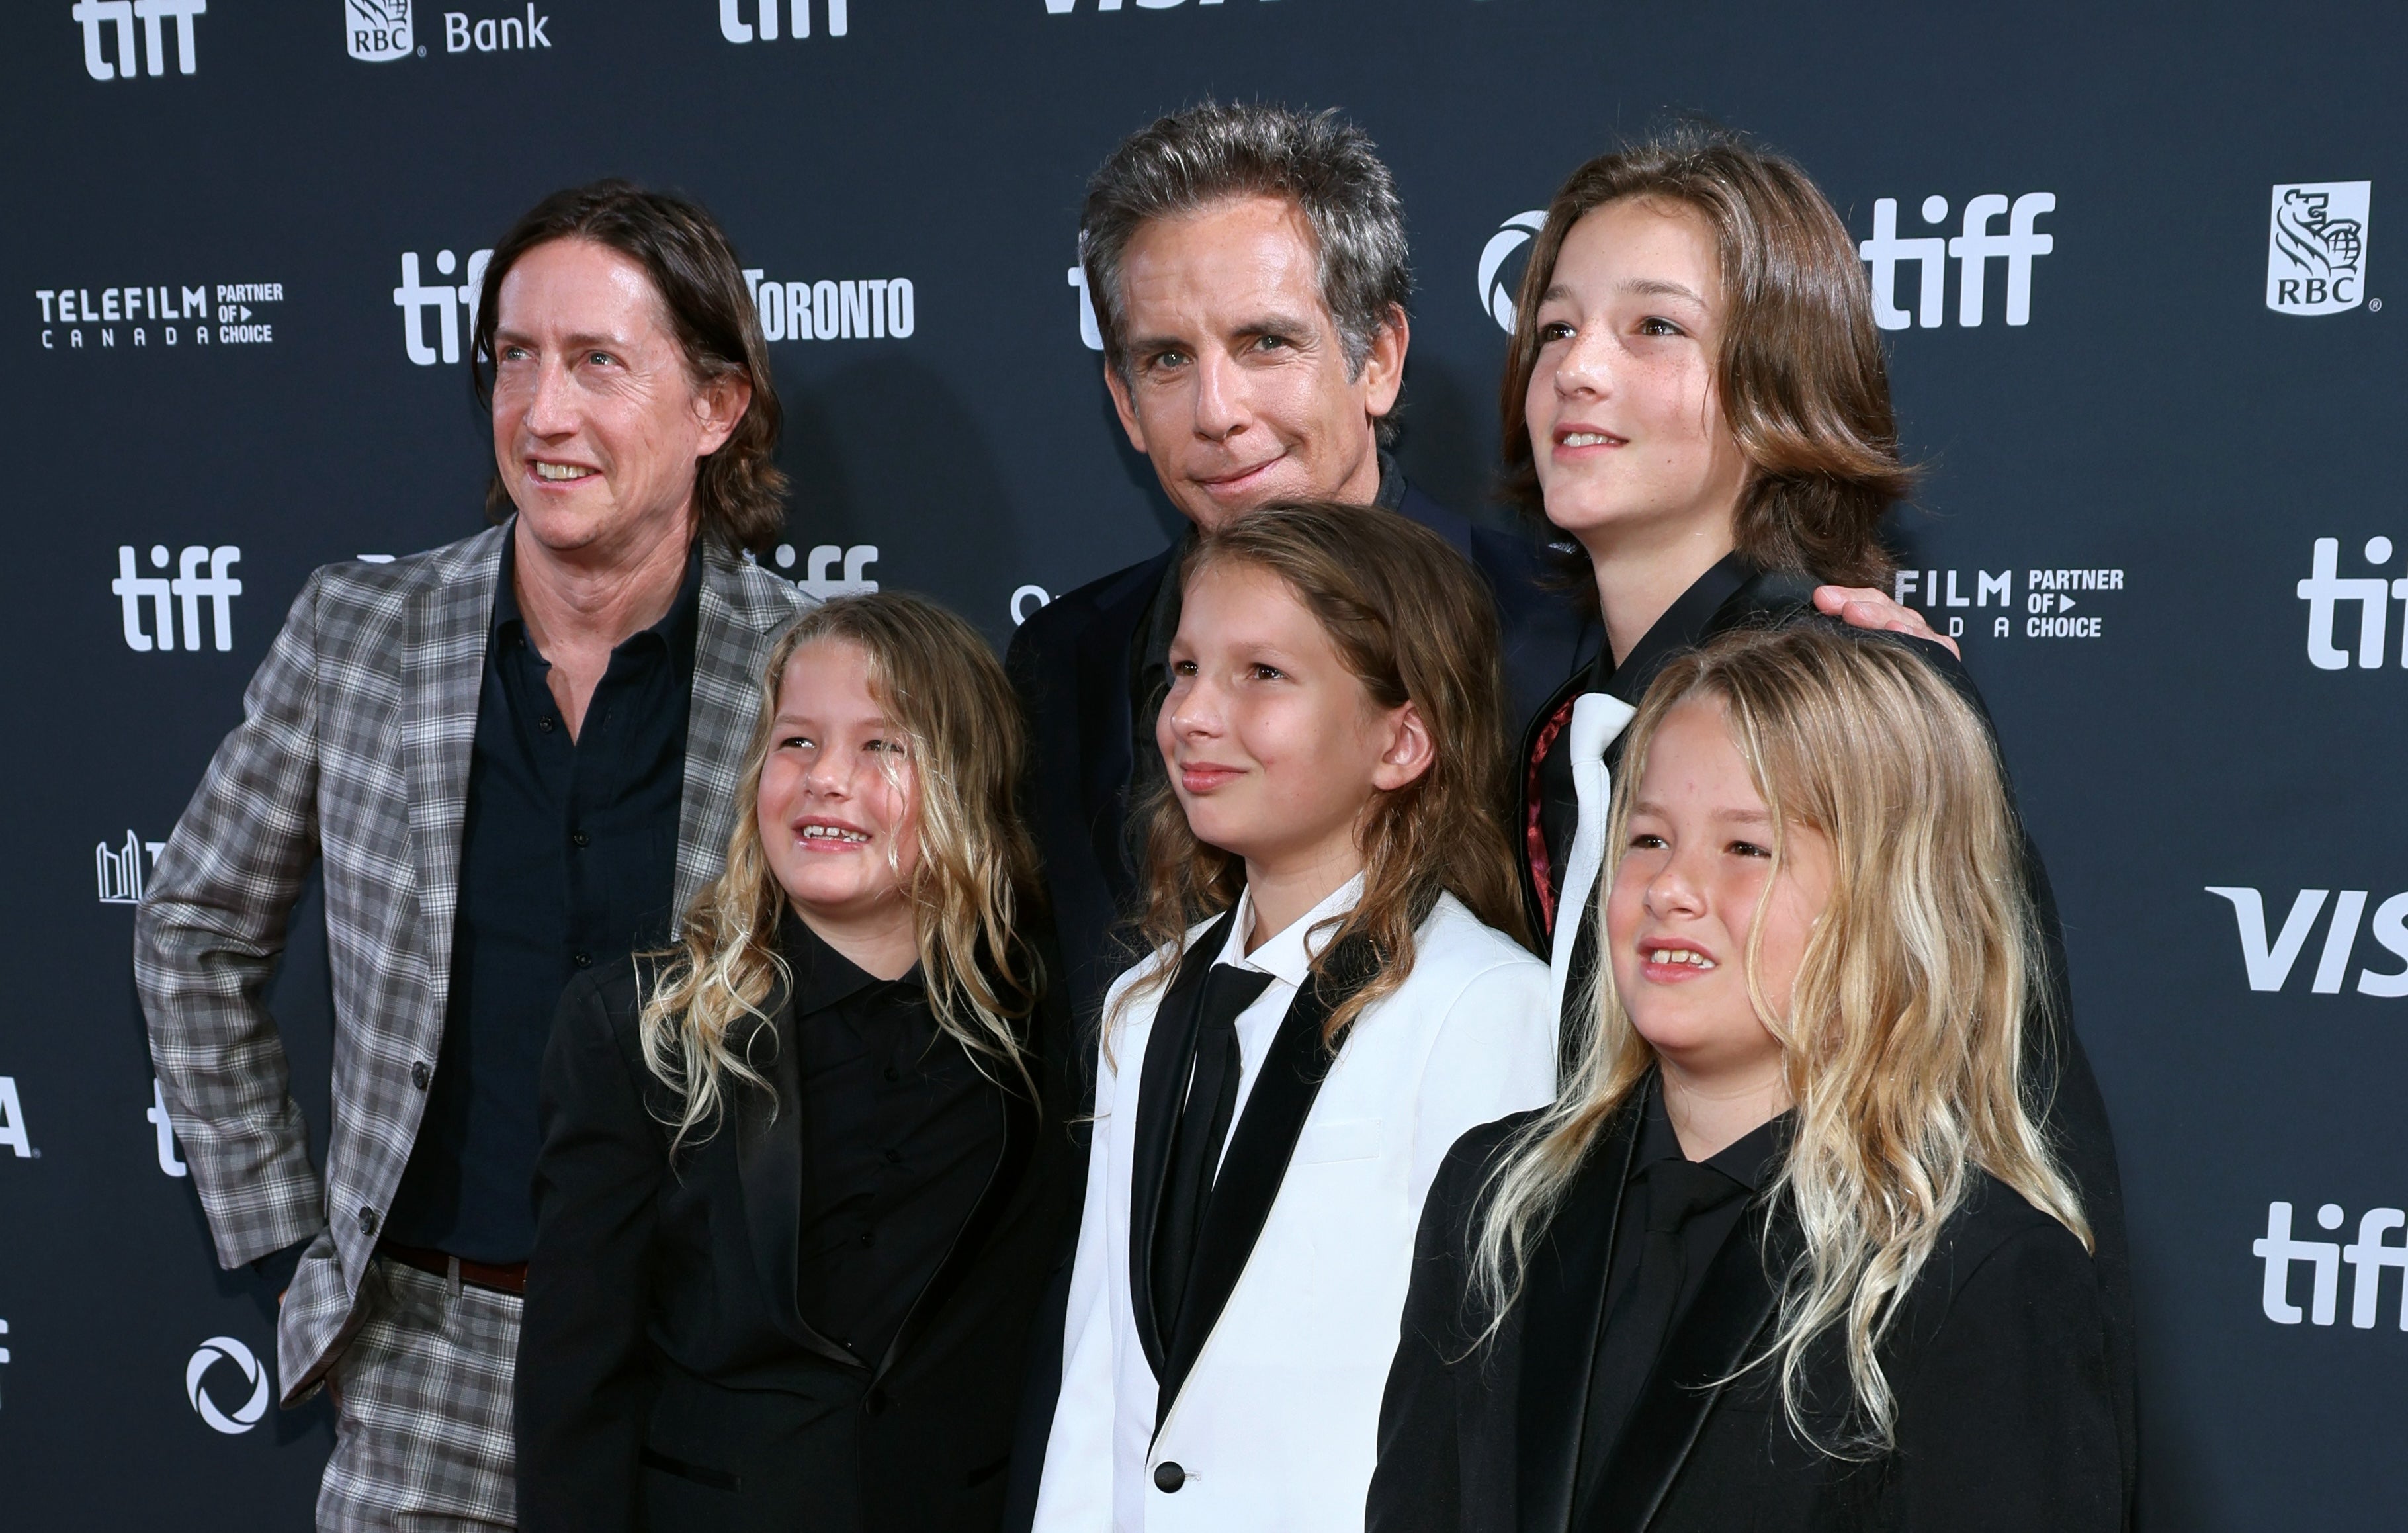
[135,182,809,1529]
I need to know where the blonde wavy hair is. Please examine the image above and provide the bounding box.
[638,593,1043,1149]
[1472,623,2088,1453]
[1117,500,1527,1046]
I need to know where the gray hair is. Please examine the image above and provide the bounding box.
[1080,101,1413,401]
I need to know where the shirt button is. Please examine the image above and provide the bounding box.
[409,1061,431,1091]
[859,1231,875,1248]
[1154,1462,1187,1493]
[883,1149,902,1165]
[571,830,589,848]
[538,715,556,732]
[573,951,592,969]
[357,1207,380,1235]
[882,1065,900,1083]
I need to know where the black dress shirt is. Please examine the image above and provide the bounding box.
[782,911,1005,1368]
[1573,1080,1786,1522]
[386,537,701,1262]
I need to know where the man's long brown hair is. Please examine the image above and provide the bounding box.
[1117,501,1527,1045]
[1499,129,1909,589]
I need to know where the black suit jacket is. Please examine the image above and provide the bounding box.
[1514,561,2139,1518]
[515,943,1081,1533]
[1367,1103,2122,1533]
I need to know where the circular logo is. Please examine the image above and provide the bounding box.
[185,1336,271,1434]
[1477,210,1549,332]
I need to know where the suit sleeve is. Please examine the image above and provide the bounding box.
[1029,1024,1124,1531]
[1892,1221,2120,1532]
[1367,1131,1487,1533]
[134,572,327,1269]
[1408,958,1555,1219]
[516,973,667,1533]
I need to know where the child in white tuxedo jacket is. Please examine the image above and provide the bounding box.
[1032,502,1557,1532]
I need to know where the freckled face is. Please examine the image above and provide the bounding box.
[1606,697,1832,1077]
[1156,561,1420,877]
[755,640,920,924]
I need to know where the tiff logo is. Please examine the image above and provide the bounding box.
[394,249,493,365]
[71,0,205,79]
[769,543,878,599]
[97,830,166,904]
[721,0,847,40]
[2204,886,2408,997]
[150,1078,189,1176]
[114,544,241,652]
[2255,1201,2408,1328]
[1858,193,2055,329]
[2296,536,2408,669]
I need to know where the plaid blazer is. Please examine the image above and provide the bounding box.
[134,521,810,1402]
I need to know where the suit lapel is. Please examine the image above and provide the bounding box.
[676,539,791,926]
[398,523,506,1031]
[1127,909,1238,1380]
[1516,1098,1641,1533]
[730,957,861,1371]
[1072,548,1175,906]
[1581,1196,1789,1533]
[1153,936,1379,1431]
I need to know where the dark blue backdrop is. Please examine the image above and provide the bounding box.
[4,1,2400,1526]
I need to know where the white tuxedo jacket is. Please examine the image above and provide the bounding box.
[1033,887,1554,1532]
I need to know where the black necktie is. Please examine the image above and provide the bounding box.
[1151,962,1276,1342]
[1574,1157,1744,1519]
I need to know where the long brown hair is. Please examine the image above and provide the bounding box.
[1472,623,2086,1454]
[639,593,1044,1147]
[472,179,789,554]
[1499,129,1909,588]
[1119,500,1527,1045]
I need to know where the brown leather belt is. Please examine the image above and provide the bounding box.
[377,1240,528,1296]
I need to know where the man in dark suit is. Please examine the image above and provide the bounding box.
[1007,100,1592,1030]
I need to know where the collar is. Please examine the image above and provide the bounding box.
[492,523,707,679]
[1631,1069,1790,1194]
[1592,550,1758,703]
[1212,873,1368,990]
[777,906,923,1015]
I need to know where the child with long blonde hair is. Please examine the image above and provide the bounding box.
[1371,621,2120,1532]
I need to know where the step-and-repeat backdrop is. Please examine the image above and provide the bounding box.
[2,1,2399,1526]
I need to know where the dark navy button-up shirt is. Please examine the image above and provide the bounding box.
[385,536,702,1263]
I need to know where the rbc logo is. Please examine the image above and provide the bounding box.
[394,249,494,366]
[346,0,413,60]
[2267,182,2370,316]
[771,543,877,600]
[185,1336,271,1434]
[721,0,848,40]
[71,0,206,80]
[113,545,241,653]
[2296,536,2406,669]
[1857,193,2055,329]
[1477,210,1547,332]
[2253,1202,2408,1328]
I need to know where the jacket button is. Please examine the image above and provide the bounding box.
[864,1387,888,1416]
[357,1207,379,1234]
[573,951,592,968]
[409,1061,431,1091]
[1153,1462,1186,1493]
